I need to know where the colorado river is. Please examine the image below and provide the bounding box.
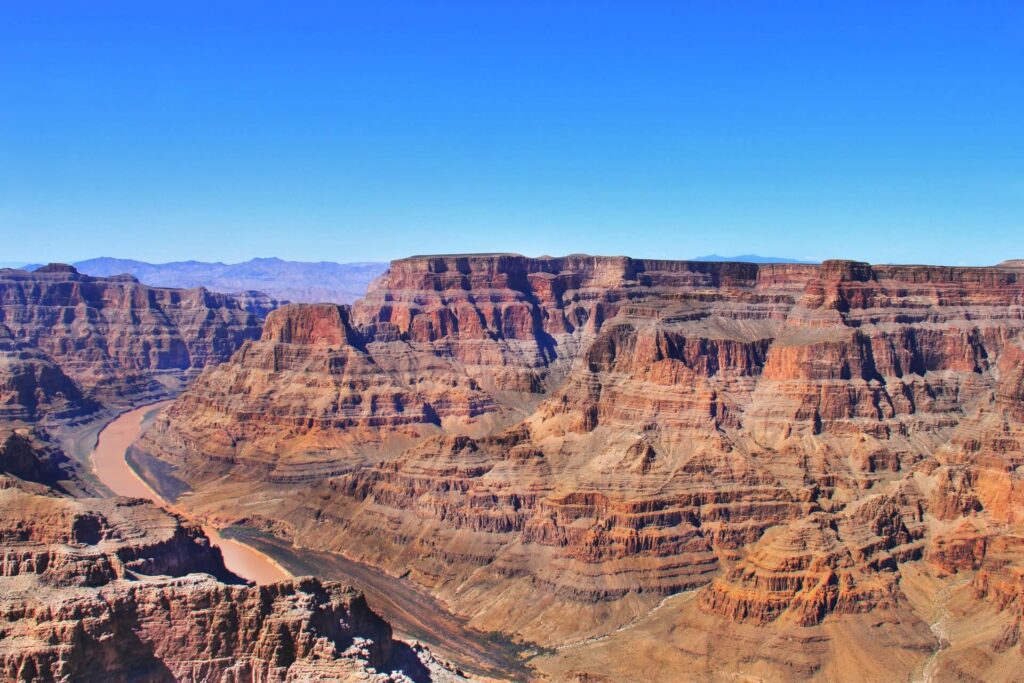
[89,402,292,584]
[90,403,532,678]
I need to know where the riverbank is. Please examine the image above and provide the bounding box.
[89,402,292,585]
[90,403,534,679]
[226,526,540,680]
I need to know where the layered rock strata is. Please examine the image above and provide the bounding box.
[0,264,278,422]
[0,323,98,423]
[140,254,1024,675]
[0,436,464,682]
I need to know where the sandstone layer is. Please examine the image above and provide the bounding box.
[0,323,98,424]
[140,254,1024,679]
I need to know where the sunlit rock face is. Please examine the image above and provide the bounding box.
[0,264,276,415]
[141,254,1024,676]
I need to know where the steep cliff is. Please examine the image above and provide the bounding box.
[0,264,277,420]
[0,323,99,423]
[139,254,1024,679]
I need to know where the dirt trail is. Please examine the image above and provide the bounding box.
[556,590,698,652]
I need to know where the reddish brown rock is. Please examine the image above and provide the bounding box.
[0,434,463,682]
[0,265,274,411]
[0,323,99,423]
[138,254,1024,671]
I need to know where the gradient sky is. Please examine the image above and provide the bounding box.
[1,2,1022,265]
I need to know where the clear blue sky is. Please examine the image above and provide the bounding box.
[1,2,1021,265]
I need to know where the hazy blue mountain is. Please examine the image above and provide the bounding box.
[691,254,818,264]
[73,257,388,304]
[0,261,41,270]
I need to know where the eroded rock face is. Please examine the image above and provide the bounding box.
[140,254,1024,671]
[0,323,99,423]
[0,428,82,493]
[0,439,447,682]
[0,265,275,414]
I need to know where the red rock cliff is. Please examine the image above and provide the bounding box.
[0,435,458,682]
[140,254,1024,659]
[0,265,274,415]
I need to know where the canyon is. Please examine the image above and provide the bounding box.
[0,428,465,681]
[0,263,277,422]
[90,401,293,585]
[132,253,1024,680]
[4,254,1024,680]
[0,265,470,682]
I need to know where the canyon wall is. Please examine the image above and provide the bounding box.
[0,264,483,682]
[0,264,278,423]
[139,254,1024,679]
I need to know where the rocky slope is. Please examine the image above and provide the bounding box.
[0,322,99,423]
[0,264,278,423]
[139,254,1024,679]
[0,430,467,682]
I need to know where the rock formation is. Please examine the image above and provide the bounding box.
[0,427,466,682]
[137,254,1024,679]
[0,323,99,423]
[0,264,278,422]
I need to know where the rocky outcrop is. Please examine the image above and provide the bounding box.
[0,437,462,682]
[0,265,277,420]
[701,494,924,626]
[139,254,1024,670]
[227,289,284,318]
[0,323,99,423]
[0,428,78,491]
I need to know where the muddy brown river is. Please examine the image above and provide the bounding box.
[89,401,291,584]
[89,401,533,679]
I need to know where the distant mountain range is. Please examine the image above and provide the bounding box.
[70,257,388,304]
[690,254,818,264]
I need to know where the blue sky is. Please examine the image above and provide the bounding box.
[1,2,1021,265]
